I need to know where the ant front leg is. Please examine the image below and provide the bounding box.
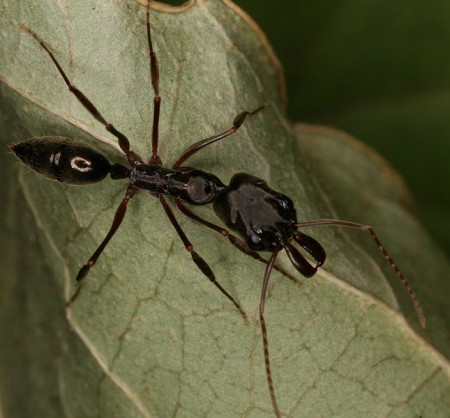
[172,106,264,168]
[66,185,139,306]
[175,199,299,284]
[159,196,248,323]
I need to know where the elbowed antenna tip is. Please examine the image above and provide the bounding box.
[419,312,426,329]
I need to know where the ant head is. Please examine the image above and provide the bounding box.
[213,172,299,251]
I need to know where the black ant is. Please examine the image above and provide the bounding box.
[11,2,425,417]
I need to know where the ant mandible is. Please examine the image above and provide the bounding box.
[11,2,425,417]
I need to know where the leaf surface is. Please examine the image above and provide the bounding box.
[0,1,449,417]
[239,0,450,258]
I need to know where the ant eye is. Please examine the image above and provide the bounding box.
[250,234,263,248]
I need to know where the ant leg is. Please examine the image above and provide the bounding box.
[66,185,139,306]
[159,195,248,323]
[20,24,142,166]
[172,106,264,168]
[175,199,299,284]
[296,219,426,328]
[145,1,162,165]
[260,248,282,418]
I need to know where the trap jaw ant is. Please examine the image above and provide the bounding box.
[11,2,425,417]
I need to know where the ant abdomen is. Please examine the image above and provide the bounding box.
[11,136,112,185]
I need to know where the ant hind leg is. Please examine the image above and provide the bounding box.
[66,185,139,307]
[20,24,142,165]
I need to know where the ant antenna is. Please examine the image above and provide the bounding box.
[260,248,282,418]
[296,219,426,328]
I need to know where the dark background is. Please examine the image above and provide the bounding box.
[169,0,450,256]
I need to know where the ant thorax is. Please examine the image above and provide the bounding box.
[129,165,225,205]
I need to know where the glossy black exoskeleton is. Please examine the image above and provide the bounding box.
[12,137,113,184]
[129,165,226,205]
[214,173,326,276]
[12,3,425,418]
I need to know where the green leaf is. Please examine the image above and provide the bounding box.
[1,1,449,418]
[238,0,450,259]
